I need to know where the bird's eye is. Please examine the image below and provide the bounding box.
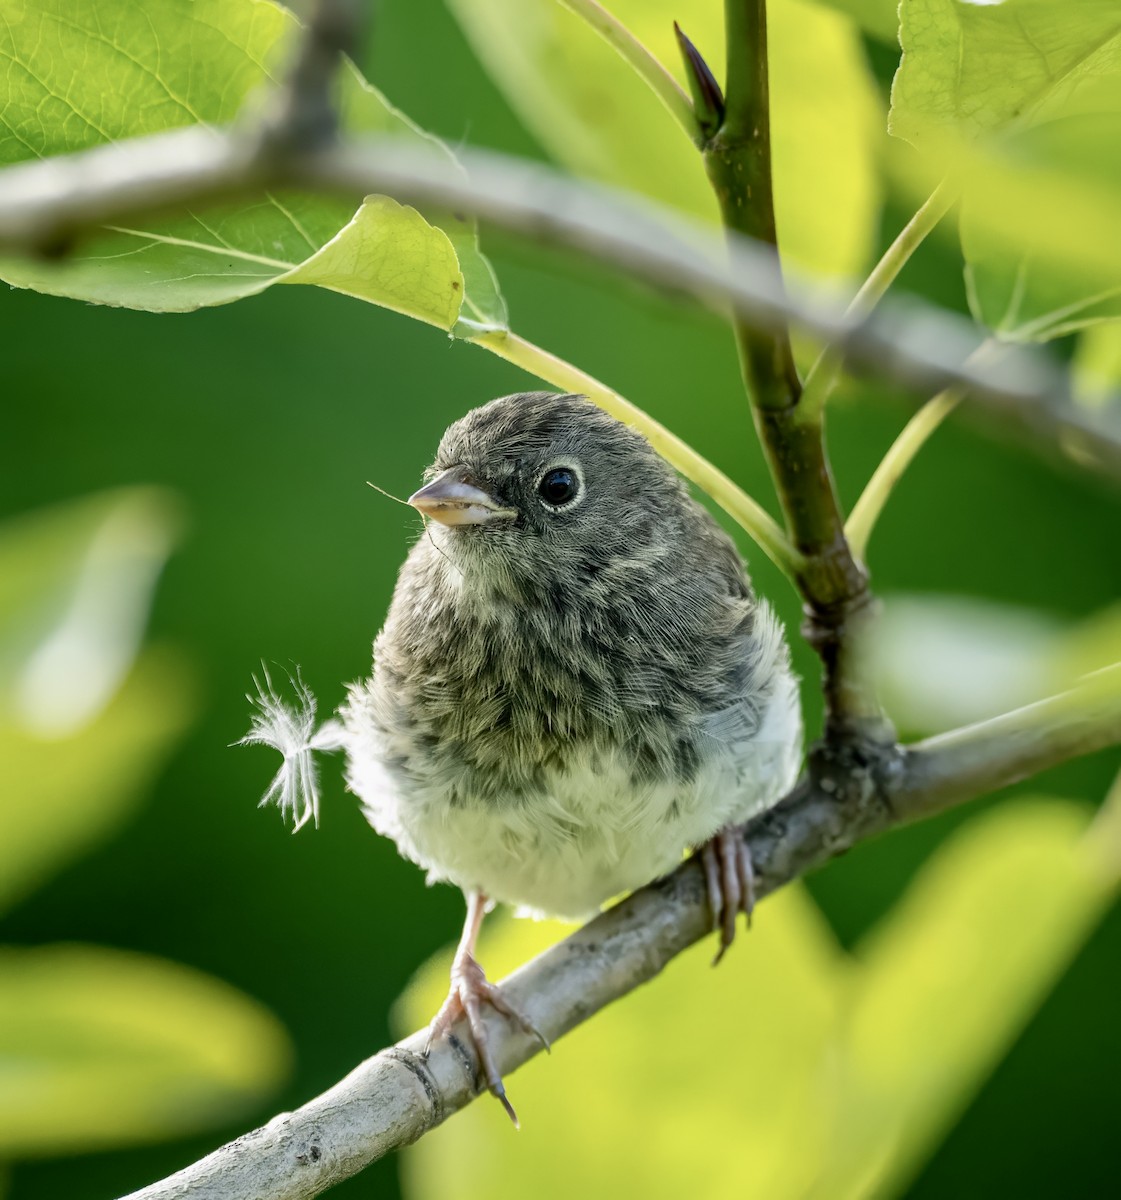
[537,466,580,508]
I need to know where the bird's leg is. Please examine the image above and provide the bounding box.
[699,825,756,965]
[424,890,547,1126]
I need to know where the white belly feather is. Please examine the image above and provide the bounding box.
[343,664,801,920]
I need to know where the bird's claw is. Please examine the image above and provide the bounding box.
[700,826,755,965]
[424,952,547,1127]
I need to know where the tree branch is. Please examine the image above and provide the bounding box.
[120,669,1121,1200]
[702,0,879,737]
[257,0,365,156]
[799,180,957,424]
[0,131,1085,424]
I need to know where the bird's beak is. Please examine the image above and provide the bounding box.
[408,466,516,526]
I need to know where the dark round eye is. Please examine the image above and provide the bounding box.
[537,467,579,507]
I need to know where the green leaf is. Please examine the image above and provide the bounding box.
[871,592,1121,735]
[815,800,1111,1199]
[0,0,506,332]
[958,116,1121,340]
[890,1,1121,341]
[0,489,194,916]
[890,0,1121,148]
[0,943,291,1156]
[0,652,195,919]
[1073,322,1121,408]
[398,886,848,1200]
[282,195,464,330]
[398,802,1114,1200]
[0,488,182,729]
[870,594,1063,733]
[447,0,881,281]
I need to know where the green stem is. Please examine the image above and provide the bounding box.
[845,386,961,562]
[468,327,801,578]
[558,0,700,145]
[845,337,996,562]
[707,1,879,732]
[714,0,800,416]
[799,179,956,425]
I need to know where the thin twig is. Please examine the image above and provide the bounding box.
[119,668,1121,1200]
[845,385,962,562]
[799,179,957,424]
[558,0,700,144]
[257,0,366,156]
[843,338,1003,564]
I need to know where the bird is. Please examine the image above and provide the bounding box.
[242,391,802,1123]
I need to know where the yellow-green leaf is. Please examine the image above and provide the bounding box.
[815,800,1111,1199]
[890,1,1121,341]
[281,196,464,329]
[447,0,881,281]
[0,944,291,1156]
[0,488,183,732]
[399,885,847,1200]
[890,0,1121,148]
[0,651,194,919]
[1073,323,1121,410]
[399,801,1116,1200]
[0,0,506,331]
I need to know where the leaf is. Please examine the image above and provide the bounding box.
[0,652,195,919]
[870,592,1121,735]
[398,886,848,1200]
[0,0,506,332]
[0,943,291,1156]
[0,488,182,733]
[446,0,881,281]
[398,803,1115,1200]
[0,489,194,915]
[282,195,464,330]
[889,0,1121,149]
[890,0,1121,341]
[870,594,1064,733]
[958,116,1121,340]
[1073,320,1121,409]
[814,800,1111,1199]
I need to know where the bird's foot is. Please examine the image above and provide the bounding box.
[424,952,548,1127]
[699,825,756,965]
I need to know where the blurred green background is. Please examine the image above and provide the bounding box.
[1,1,1119,1198]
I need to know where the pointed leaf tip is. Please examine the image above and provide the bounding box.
[674,22,724,139]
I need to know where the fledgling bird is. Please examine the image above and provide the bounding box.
[244,391,802,1121]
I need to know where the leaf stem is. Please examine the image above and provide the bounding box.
[467,326,801,578]
[558,0,700,145]
[845,386,961,562]
[799,179,957,424]
[845,337,997,562]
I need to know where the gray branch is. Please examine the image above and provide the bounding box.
[1,128,1119,472]
[120,668,1121,1200]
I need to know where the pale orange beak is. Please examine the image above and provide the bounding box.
[408,466,516,526]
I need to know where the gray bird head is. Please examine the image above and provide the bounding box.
[408,392,691,588]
